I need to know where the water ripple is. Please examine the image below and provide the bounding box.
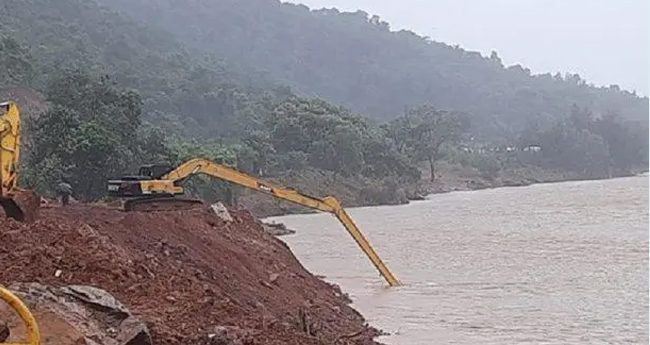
[270,175,649,345]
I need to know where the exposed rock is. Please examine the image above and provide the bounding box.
[269,273,280,285]
[0,282,151,345]
[211,202,234,222]
[261,222,296,236]
[207,325,255,345]
[406,191,426,201]
[501,179,529,187]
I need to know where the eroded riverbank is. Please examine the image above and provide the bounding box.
[1,204,385,344]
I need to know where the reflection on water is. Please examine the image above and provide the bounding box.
[268,175,649,345]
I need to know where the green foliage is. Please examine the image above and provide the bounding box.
[517,105,647,177]
[166,139,237,167]
[470,155,503,181]
[164,139,240,205]
[96,0,648,141]
[260,97,420,181]
[241,129,276,176]
[0,34,34,87]
[0,0,277,139]
[278,151,309,172]
[592,114,649,171]
[24,69,165,200]
[442,147,503,181]
[383,106,471,180]
[5,0,647,211]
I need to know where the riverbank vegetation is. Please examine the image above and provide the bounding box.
[0,0,647,216]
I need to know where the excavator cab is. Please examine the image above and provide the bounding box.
[107,164,179,198]
[137,164,175,180]
[0,101,40,222]
[107,162,198,212]
[115,164,174,181]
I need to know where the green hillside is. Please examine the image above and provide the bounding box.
[1,0,647,216]
[1,0,422,208]
[0,0,282,139]
[96,0,648,140]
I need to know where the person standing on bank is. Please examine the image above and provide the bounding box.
[56,179,73,206]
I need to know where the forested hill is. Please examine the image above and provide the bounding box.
[0,0,282,138]
[1,0,647,213]
[95,0,648,140]
[0,0,424,207]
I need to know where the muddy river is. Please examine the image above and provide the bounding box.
[267,174,649,345]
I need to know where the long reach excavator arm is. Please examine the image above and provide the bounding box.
[107,158,402,287]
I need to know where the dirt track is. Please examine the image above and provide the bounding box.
[0,204,382,344]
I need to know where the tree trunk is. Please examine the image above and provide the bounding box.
[83,179,94,202]
[428,156,435,181]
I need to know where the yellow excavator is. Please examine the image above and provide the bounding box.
[107,158,402,287]
[0,101,41,345]
[0,101,40,223]
[0,285,40,345]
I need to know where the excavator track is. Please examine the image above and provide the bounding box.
[0,189,41,223]
[122,196,204,212]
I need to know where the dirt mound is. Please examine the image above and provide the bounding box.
[0,205,382,345]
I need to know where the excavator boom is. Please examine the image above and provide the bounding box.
[0,101,40,222]
[108,158,402,286]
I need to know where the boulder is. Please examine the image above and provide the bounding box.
[207,325,255,345]
[0,283,151,345]
[261,222,296,237]
[211,202,234,222]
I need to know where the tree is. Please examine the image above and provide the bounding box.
[0,34,34,87]
[569,104,594,131]
[518,105,648,177]
[389,106,470,181]
[520,115,609,177]
[91,0,648,142]
[360,132,420,183]
[380,116,412,154]
[26,69,163,200]
[242,130,276,176]
[165,139,240,206]
[593,112,648,173]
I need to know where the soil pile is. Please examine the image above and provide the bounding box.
[0,204,382,345]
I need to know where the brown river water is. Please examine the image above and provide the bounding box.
[267,174,649,345]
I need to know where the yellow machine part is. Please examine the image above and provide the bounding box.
[0,101,40,222]
[140,158,403,287]
[0,285,40,345]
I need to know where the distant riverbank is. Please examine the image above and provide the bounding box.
[238,162,647,219]
[417,163,647,196]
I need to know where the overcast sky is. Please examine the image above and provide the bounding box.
[285,0,649,96]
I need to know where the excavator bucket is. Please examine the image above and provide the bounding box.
[0,189,41,223]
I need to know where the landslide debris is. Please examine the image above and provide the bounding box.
[0,205,382,345]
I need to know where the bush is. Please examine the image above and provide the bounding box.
[471,155,502,180]
[358,177,408,206]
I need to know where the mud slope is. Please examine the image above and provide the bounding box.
[0,205,383,345]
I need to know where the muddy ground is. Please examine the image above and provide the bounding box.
[0,204,384,345]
